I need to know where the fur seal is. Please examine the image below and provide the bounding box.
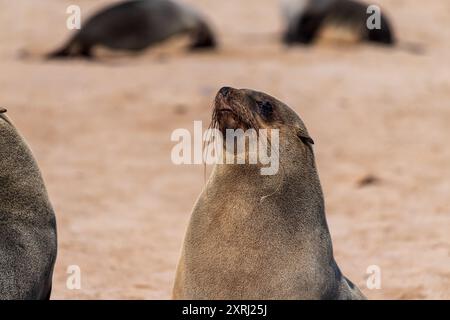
[173,87,366,300]
[281,0,395,45]
[48,0,216,59]
[0,111,57,300]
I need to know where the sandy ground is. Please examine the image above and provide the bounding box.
[0,0,449,299]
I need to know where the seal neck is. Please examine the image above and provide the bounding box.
[207,158,329,231]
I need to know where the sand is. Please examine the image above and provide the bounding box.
[0,0,449,299]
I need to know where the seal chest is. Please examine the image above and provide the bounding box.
[173,87,366,300]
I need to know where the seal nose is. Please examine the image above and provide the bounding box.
[219,86,232,97]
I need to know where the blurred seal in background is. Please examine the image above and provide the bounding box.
[48,0,216,59]
[173,87,366,299]
[0,111,57,300]
[281,0,395,45]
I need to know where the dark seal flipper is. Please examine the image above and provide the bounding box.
[366,13,395,45]
[189,20,217,50]
[46,43,71,59]
[284,12,327,45]
[46,33,93,59]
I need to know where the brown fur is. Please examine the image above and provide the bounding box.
[173,87,366,299]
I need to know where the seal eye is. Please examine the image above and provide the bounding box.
[258,101,273,118]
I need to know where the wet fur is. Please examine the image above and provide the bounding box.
[173,88,366,299]
[0,113,57,300]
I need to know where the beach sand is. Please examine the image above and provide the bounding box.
[0,0,449,299]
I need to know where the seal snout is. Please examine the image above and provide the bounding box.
[212,86,248,134]
[219,86,232,98]
[215,86,237,112]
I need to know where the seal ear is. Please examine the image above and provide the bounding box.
[299,135,314,145]
[297,130,314,145]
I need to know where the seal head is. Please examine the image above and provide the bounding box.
[212,86,314,144]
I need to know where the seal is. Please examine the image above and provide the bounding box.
[47,0,216,59]
[173,87,366,299]
[281,0,395,45]
[0,111,57,300]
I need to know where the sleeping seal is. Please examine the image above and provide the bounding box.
[0,111,57,300]
[281,0,395,45]
[173,87,366,300]
[48,0,216,58]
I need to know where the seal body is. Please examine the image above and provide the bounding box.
[173,87,366,300]
[48,0,216,58]
[0,112,57,300]
[281,0,395,45]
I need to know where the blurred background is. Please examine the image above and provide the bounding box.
[0,0,449,299]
